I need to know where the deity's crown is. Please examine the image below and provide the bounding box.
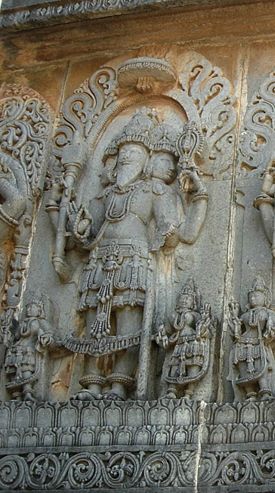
[250,276,267,293]
[150,122,179,156]
[104,107,159,160]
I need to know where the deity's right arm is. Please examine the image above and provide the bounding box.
[67,195,106,250]
[67,202,93,249]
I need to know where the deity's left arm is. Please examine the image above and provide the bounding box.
[152,183,208,249]
[177,190,208,244]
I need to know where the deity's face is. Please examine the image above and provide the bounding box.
[249,290,265,308]
[178,293,194,310]
[26,302,41,318]
[116,143,148,188]
[151,151,176,184]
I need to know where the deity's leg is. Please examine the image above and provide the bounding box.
[258,372,272,399]
[105,306,142,400]
[74,310,106,400]
[184,365,200,399]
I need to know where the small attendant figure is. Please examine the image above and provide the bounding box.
[228,277,275,401]
[4,294,54,401]
[156,278,213,399]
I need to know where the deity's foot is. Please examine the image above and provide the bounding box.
[259,390,273,401]
[71,389,102,401]
[24,392,36,402]
[103,391,126,401]
[164,390,177,399]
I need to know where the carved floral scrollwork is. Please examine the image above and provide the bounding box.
[0,84,52,371]
[0,455,25,490]
[178,53,236,175]
[1,449,275,489]
[0,85,51,193]
[240,70,275,172]
[54,66,118,158]
[66,453,101,488]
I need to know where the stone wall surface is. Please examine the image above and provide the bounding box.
[1,1,275,491]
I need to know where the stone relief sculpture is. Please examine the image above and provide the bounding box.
[4,293,55,401]
[44,53,236,401]
[0,84,52,359]
[156,278,214,399]
[228,277,275,400]
[64,110,208,401]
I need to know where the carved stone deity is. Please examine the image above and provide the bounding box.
[66,108,208,401]
[156,278,213,399]
[228,277,275,400]
[4,294,54,401]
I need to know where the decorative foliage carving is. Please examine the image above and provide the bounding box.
[0,84,52,354]
[177,52,236,175]
[0,84,51,193]
[1,448,275,490]
[53,66,118,157]
[240,70,275,172]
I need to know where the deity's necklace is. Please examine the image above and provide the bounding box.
[105,181,142,222]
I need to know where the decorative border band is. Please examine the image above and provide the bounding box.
[0,0,267,32]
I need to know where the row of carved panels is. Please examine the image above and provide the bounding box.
[0,399,273,429]
[0,423,274,449]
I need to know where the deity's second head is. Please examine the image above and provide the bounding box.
[150,151,176,184]
[150,122,179,184]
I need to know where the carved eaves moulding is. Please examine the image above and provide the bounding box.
[0,0,272,32]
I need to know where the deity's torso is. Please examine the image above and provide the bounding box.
[101,180,154,242]
[240,308,269,340]
[175,310,199,338]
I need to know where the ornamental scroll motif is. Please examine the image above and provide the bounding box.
[177,52,237,176]
[0,84,52,354]
[240,70,275,172]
